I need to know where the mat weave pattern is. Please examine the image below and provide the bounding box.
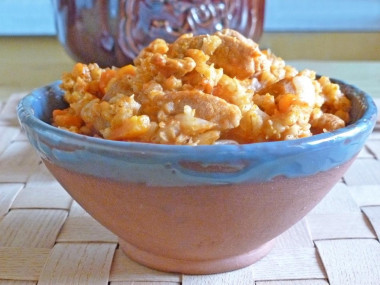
[1,93,380,284]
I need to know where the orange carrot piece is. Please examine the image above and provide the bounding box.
[99,69,117,94]
[117,65,136,77]
[108,116,149,140]
[278,94,297,113]
[52,109,83,128]
[72,62,85,77]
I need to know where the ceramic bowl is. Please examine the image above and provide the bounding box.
[52,0,265,67]
[17,79,377,274]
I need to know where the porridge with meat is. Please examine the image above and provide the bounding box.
[52,29,351,145]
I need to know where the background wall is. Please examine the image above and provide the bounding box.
[260,0,380,60]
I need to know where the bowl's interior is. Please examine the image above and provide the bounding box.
[30,79,373,127]
[29,82,67,123]
[336,79,369,124]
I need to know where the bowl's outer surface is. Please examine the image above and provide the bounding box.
[43,156,354,274]
[17,80,377,274]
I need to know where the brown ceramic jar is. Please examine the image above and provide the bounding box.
[52,0,265,67]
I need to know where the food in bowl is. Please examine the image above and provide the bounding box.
[52,29,351,145]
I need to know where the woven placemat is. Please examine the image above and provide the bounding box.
[1,93,380,284]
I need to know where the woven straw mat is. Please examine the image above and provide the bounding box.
[0,93,380,285]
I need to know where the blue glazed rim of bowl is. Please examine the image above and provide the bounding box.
[17,79,377,185]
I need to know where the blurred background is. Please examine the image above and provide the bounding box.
[0,0,379,100]
[1,0,379,59]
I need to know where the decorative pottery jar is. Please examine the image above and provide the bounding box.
[52,0,265,67]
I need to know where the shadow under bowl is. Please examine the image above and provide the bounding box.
[17,79,377,274]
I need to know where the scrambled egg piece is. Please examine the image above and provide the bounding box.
[53,29,351,145]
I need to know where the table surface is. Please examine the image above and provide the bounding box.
[1,37,380,284]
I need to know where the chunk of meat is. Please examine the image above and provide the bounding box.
[259,75,317,107]
[310,113,345,134]
[258,77,296,96]
[103,76,133,101]
[103,65,136,100]
[150,54,196,78]
[167,34,222,58]
[154,90,242,130]
[168,29,265,80]
[211,29,265,79]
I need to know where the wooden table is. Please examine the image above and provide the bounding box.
[0,37,380,284]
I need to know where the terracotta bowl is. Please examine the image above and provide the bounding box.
[17,80,376,274]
